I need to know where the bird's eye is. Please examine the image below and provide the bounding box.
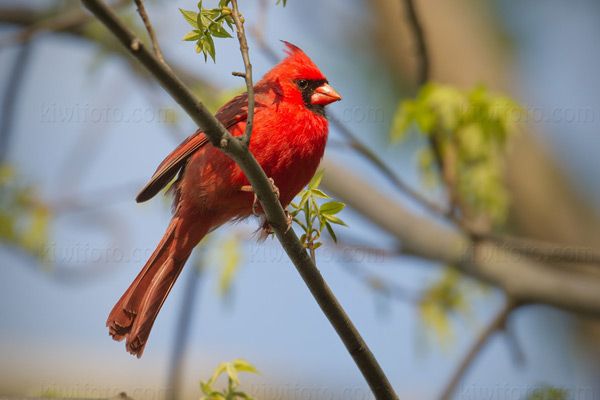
[296,79,309,89]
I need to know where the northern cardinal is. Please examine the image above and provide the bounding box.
[107,42,341,357]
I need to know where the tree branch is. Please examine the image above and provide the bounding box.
[230,0,254,147]
[0,39,33,163]
[401,0,429,86]
[79,0,397,397]
[133,0,164,62]
[478,233,600,266]
[439,299,518,400]
[320,159,600,317]
[0,1,129,47]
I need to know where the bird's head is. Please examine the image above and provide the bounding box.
[261,41,342,116]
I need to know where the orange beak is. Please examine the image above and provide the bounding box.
[311,83,342,106]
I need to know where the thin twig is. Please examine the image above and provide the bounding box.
[80,0,398,397]
[133,0,164,62]
[439,299,518,400]
[308,242,316,264]
[0,0,129,48]
[0,39,33,163]
[230,0,255,147]
[402,0,429,87]
[333,118,448,216]
[341,262,420,304]
[401,0,455,218]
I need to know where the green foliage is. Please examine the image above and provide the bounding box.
[180,1,235,62]
[275,0,288,6]
[525,385,569,400]
[391,83,523,223]
[289,170,348,252]
[418,268,474,350]
[200,359,260,400]
[0,165,51,263]
[214,235,242,298]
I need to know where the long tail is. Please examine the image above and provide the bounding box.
[107,214,208,358]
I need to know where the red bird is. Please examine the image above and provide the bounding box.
[107,42,341,357]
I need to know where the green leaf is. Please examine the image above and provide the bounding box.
[203,33,216,62]
[323,214,348,227]
[225,363,240,386]
[209,362,228,385]
[275,0,288,6]
[210,22,233,38]
[182,30,201,41]
[298,190,311,209]
[204,8,220,20]
[197,14,204,32]
[200,381,213,395]
[324,221,338,243]
[179,8,199,29]
[320,201,345,215]
[200,14,211,29]
[308,188,331,199]
[232,359,261,375]
[308,169,324,190]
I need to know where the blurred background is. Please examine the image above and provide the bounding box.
[1,0,600,399]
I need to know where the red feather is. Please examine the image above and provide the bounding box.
[107,42,341,357]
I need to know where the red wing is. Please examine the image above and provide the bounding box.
[136,93,250,203]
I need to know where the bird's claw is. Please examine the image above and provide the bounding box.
[241,177,280,217]
[258,210,293,240]
[284,210,293,233]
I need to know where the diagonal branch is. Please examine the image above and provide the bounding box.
[320,159,600,317]
[439,299,518,400]
[79,0,398,397]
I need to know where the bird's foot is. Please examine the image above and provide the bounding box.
[257,210,293,240]
[240,177,280,217]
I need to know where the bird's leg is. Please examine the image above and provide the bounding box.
[259,210,293,234]
[240,178,293,238]
[240,177,280,217]
[258,210,293,240]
